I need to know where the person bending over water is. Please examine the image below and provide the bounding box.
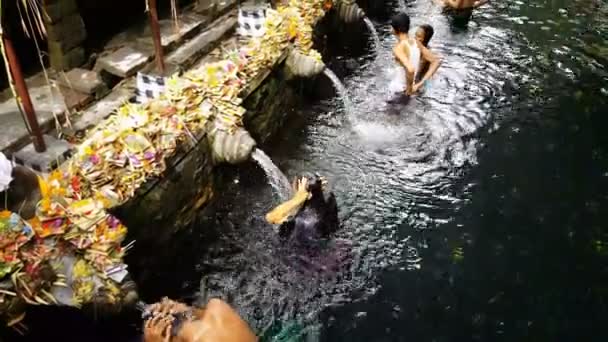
[266,175,339,248]
[433,0,489,9]
[266,175,349,274]
[390,13,441,95]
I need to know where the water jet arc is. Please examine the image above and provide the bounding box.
[323,68,352,114]
[251,148,292,201]
[362,17,381,53]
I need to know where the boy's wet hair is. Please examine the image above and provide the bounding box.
[420,24,435,46]
[390,12,410,34]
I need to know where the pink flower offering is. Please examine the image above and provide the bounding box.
[144,151,156,160]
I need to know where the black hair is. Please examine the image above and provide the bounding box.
[419,24,435,46]
[390,12,410,34]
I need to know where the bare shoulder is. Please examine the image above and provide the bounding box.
[394,40,410,55]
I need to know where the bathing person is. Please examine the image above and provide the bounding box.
[413,24,442,92]
[266,175,339,247]
[433,0,489,9]
[143,297,257,342]
[390,13,441,95]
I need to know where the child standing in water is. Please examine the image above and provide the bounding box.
[433,0,489,9]
[390,13,441,95]
[413,24,442,92]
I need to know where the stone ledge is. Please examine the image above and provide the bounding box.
[166,16,237,70]
[56,68,107,96]
[136,13,211,54]
[0,81,67,154]
[97,46,152,78]
[67,79,136,135]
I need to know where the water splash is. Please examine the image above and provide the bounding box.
[323,68,352,114]
[251,148,292,201]
[363,17,381,53]
[398,0,407,11]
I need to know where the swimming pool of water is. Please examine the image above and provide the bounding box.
[6,0,608,341]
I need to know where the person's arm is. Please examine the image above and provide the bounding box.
[413,45,442,92]
[393,43,416,94]
[266,178,310,225]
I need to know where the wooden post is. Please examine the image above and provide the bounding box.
[148,0,165,73]
[2,34,46,152]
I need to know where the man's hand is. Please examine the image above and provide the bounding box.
[412,82,424,93]
[144,314,173,342]
[147,297,190,317]
[294,177,310,197]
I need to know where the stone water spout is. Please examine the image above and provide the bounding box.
[333,0,380,51]
[335,0,365,24]
[210,127,257,165]
[285,49,326,78]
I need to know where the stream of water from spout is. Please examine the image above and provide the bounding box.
[251,148,292,201]
[362,17,381,53]
[398,0,407,10]
[322,68,352,114]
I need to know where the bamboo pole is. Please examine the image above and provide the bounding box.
[147,0,165,73]
[2,33,46,152]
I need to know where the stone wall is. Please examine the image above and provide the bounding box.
[43,0,87,70]
[111,58,295,244]
[244,65,297,144]
[111,131,215,245]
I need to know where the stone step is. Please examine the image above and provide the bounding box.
[97,46,152,78]
[55,68,107,96]
[136,13,211,53]
[0,81,67,153]
[165,15,238,71]
[67,79,136,135]
[195,0,239,19]
[12,135,73,173]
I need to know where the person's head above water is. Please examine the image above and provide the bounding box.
[416,24,435,46]
[391,12,411,36]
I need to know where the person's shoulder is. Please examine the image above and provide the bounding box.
[395,40,410,52]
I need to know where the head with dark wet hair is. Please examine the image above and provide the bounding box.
[416,24,435,46]
[390,12,411,35]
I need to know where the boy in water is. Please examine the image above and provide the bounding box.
[391,13,441,95]
[433,0,489,9]
[413,24,442,92]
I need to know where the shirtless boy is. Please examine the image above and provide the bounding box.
[433,0,489,9]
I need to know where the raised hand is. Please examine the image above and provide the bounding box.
[144,314,173,342]
[147,297,190,317]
